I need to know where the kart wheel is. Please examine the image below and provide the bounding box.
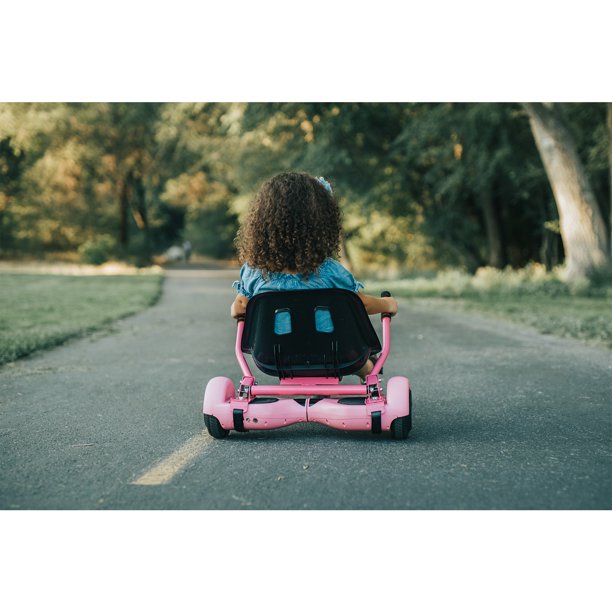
[204,413,230,439]
[391,389,412,440]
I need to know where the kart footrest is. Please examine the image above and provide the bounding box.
[233,408,246,432]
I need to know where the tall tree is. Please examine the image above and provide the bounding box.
[154,103,241,258]
[523,103,610,280]
[0,137,24,254]
[608,103,612,255]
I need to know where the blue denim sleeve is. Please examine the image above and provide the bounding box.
[231,263,261,298]
[323,259,364,292]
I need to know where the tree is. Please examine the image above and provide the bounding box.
[0,103,182,263]
[608,103,612,254]
[523,103,610,280]
[0,137,25,254]
[94,103,163,261]
[154,103,241,258]
[1,102,608,275]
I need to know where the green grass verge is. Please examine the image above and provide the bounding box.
[365,267,612,350]
[0,273,163,365]
[412,295,612,349]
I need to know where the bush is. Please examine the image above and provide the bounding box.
[78,234,115,265]
[470,264,568,297]
[364,264,607,298]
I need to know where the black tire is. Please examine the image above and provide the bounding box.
[391,389,412,440]
[203,413,230,439]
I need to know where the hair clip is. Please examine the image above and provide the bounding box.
[316,176,333,194]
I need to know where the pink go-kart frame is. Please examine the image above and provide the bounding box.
[202,289,412,440]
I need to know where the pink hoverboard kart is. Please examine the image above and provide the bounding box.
[202,289,412,439]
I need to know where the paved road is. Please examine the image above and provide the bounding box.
[1,268,610,509]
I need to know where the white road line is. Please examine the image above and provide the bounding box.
[131,431,212,486]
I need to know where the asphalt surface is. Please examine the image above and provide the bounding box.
[1,267,611,509]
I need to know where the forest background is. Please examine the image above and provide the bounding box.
[1,102,610,283]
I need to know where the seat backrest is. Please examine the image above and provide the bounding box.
[241,289,381,378]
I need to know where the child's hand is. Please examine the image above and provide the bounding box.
[357,292,398,316]
[231,294,249,319]
[383,296,398,316]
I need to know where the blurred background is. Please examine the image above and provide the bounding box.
[0,102,610,280]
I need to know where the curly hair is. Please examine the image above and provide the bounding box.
[236,172,342,275]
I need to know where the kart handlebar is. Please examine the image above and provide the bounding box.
[380,290,392,319]
[370,292,392,376]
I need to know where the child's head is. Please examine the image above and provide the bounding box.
[236,171,342,274]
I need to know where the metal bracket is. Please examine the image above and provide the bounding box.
[238,385,250,400]
[365,374,383,402]
[237,376,254,400]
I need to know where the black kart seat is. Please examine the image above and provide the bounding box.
[241,289,382,378]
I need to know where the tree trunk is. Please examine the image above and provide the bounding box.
[540,226,562,271]
[118,171,132,247]
[523,103,609,280]
[608,102,612,259]
[133,173,151,263]
[479,180,506,268]
[539,195,563,271]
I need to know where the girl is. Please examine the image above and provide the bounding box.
[230,171,398,378]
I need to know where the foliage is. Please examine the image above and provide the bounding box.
[184,204,239,259]
[78,234,115,265]
[365,264,612,298]
[229,103,562,272]
[0,102,609,273]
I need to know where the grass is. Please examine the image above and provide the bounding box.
[0,272,163,366]
[365,265,612,350]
